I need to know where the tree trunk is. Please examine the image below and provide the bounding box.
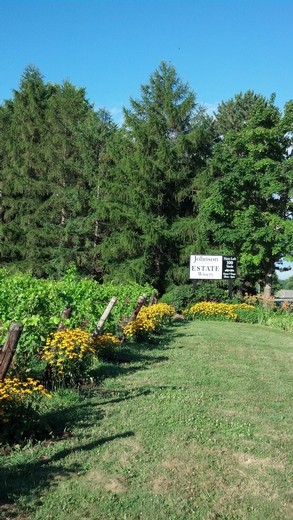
[263,268,273,308]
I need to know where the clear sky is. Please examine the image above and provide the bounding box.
[1,0,293,122]
[1,0,292,279]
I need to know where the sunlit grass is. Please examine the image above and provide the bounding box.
[0,321,292,520]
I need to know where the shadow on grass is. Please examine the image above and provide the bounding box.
[0,431,135,514]
[43,399,105,439]
[0,324,187,517]
[90,323,186,381]
[90,384,183,405]
[91,352,169,384]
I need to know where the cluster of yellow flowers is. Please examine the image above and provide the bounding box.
[42,328,122,377]
[184,302,255,321]
[0,377,51,402]
[232,303,256,311]
[123,303,175,338]
[94,333,120,347]
[42,328,95,375]
[93,332,120,358]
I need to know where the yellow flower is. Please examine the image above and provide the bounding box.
[123,303,175,338]
[0,377,51,402]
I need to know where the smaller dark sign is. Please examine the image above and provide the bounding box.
[222,256,237,279]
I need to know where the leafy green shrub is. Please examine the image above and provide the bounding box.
[193,281,231,304]
[233,306,260,324]
[160,285,196,312]
[264,312,293,332]
[160,282,234,312]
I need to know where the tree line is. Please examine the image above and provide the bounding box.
[0,62,292,296]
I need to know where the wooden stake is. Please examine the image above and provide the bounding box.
[57,306,73,330]
[120,294,147,343]
[148,292,158,306]
[93,297,117,337]
[0,322,23,381]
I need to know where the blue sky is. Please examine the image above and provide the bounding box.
[0,0,292,279]
[1,0,292,122]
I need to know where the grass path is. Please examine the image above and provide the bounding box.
[1,321,292,520]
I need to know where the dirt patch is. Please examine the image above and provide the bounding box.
[162,457,208,475]
[83,469,128,494]
[236,452,284,470]
[151,475,173,495]
[119,438,146,466]
[104,476,128,494]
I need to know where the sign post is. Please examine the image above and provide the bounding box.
[222,256,237,298]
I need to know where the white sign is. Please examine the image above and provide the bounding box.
[190,255,223,280]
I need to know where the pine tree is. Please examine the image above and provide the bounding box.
[0,68,116,278]
[71,108,117,277]
[40,81,92,276]
[98,62,213,292]
[0,66,51,272]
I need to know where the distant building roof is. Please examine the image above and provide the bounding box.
[275,290,293,299]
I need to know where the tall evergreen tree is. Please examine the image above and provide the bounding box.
[98,62,213,292]
[0,67,116,278]
[41,81,92,276]
[71,107,117,277]
[0,66,51,272]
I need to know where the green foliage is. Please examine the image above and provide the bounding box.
[196,91,293,295]
[281,275,293,290]
[97,61,214,293]
[264,310,293,331]
[160,284,196,311]
[1,66,293,296]
[0,266,153,378]
[192,281,232,303]
[160,282,233,312]
[0,395,50,446]
[0,66,117,279]
[234,306,260,324]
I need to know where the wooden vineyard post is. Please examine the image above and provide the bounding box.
[148,292,158,306]
[0,322,23,381]
[44,307,73,387]
[57,306,73,331]
[93,297,117,337]
[120,294,147,343]
[129,294,147,321]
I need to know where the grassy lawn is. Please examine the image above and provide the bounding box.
[1,321,292,520]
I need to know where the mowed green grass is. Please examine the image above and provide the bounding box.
[1,321,292,520]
